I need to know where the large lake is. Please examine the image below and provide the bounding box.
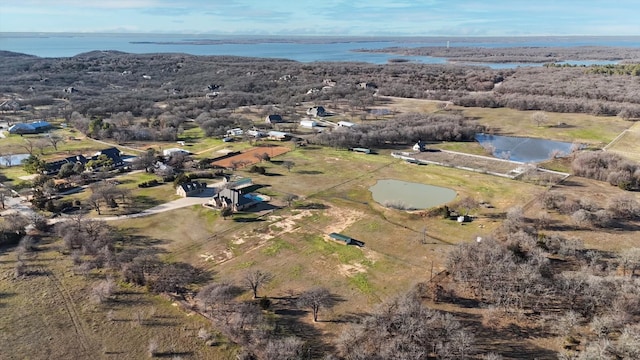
[370,179,456,210]
[1,34,638,68]
[475,134,577,163]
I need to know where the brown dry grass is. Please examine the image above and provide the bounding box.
[0,237,234,360]
[211,146,291,168]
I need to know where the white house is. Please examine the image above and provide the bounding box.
[163,148,190,157]
[226,128,243,137]
[337,121,355,128]
[300,120,317,128]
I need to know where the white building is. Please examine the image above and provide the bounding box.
[163,148,190,157]
[226,128,243,137]
[337,121,355,128]
[300,120,317,128]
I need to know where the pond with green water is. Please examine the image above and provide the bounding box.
[369,179,457,210]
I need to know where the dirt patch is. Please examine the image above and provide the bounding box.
[323,207,365,235]
[337,263,367,277]
[211,146,291,168]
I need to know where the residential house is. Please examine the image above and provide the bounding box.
[209,188,258,211]
[267,131,290,141]
[337,121,356,128]
[44,155,88,175]
[413,140,427,152]
[300,120,317,128]
[176,181,207,197]
[8,120,52,134]
[306,106,326,117]
[265,114,284,124]
[92,147,124,168]
[163,148,190,157]
[359,82,378,90]
[226,128,244,137]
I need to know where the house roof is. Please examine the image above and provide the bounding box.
[44,154,87,174]
[8,121,51,134]
[178,181,206,193]
[94,147,123,165]
[266,114,283,122]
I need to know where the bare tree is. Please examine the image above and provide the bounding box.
[244,269,273,299]
[282,160,295,172]
[0,189,8,209]
[91,278,117,303]
[21,138,35,156]
[47,133,64,151]
[298,287,334,322]
[264,337,305,360]
[196,282,239,313]
[34,138,49,155]
[1,153,13,167]
[531,111,548,127]
[283,193,299,207]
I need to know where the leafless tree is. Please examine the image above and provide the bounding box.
[263,337,305,360]
[531,111,548,127]
[196,282,238,313]
[1,153,13,167]
[91,278,117,303]
[282,161,295,172]
[34,138,49,155]
[298,287,334,322]
[244,269,273,299]
[0,189,8,209]
[47,133,64,151]
[21,138,35,156]
[283,193,299,207]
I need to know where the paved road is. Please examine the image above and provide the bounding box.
[98,185,220,221]
[1,180,226,223]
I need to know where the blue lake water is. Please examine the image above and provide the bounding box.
[1,34,638,68]
[475,134,577,163]
[0,153,30,167]
[370,179,456,210]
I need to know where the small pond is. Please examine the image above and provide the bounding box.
[475,133,577,163]
[0,153,30,167]
[369,179,456,210]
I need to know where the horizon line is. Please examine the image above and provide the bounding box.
[2,32,640,38]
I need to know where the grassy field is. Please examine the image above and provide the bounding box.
[0,236,236,360]
[104,144,548,346]
[454,106,632,146]
[605,121,640,162]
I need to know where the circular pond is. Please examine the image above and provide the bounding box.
[369,179,456,210]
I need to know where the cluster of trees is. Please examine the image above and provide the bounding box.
[194,111,253,137]
[572,151,640,190]
[338,289,475,359]
[540,191,640,229]
[69,111,182,142]
[313,112,484,149]
[193,270,339,359]
[445,228,640,359]
[4,49,639,127]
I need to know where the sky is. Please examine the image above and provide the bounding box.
[1,0,639,36]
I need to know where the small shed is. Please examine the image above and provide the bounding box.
[350,147,372,154]
[329,233,364,247]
